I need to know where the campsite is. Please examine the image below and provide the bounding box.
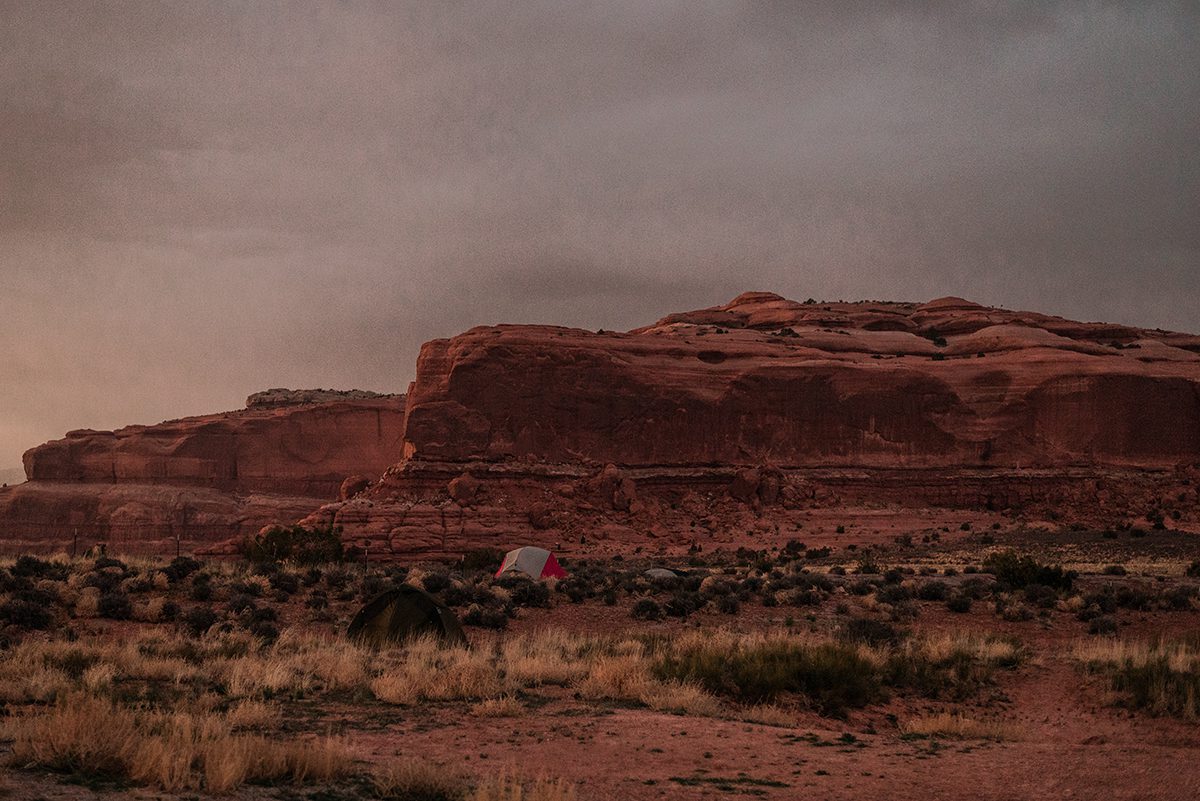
[0,522,1198,800]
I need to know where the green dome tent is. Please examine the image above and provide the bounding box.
[347,585,468,647]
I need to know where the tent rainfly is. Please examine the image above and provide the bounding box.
[347,585,468,646]
[495,546,568,579]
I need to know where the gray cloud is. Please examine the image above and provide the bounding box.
[0,1,1197,468]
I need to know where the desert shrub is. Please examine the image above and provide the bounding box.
[0,598,52,629]
[227,594,257,615]
[463,604,507,630]
[12,555,68,581]
[160,601,180,622]
[421,572,452,594]
[84,569,125,593]
[1114,586,1154,611]
[1186,560,1200,578]
[1089,615,1118,635]
[665,591,705,618]
[916,581,949,601]
[840,618,903,647]
[1078,641,1200,719]
[983,551,1073,591]
[93,556,128,573]
[631,598,664,621]
[959,578,993,600]
[1164,586,1198,610]
[305,591,329,610]
[555,579,590,604]
[508,580,551,608]
[654,638,882,714]
[1103,565,1128,576]
[250,621,280,642]
[98,592,132,620]
[875,584,912,605]
[946,594,972,613]
[1023,584,1059,609]
[244,524,344,566]
[716,596,740,615]
[162,556,202,583]
[324,568,349,590]
[853,558,881,575]
[247,606,278,624]
[269,570,300,595]
[359,573,389,601]
[183,606,218,635]
[460,547,505,572]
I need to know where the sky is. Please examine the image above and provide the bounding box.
[1,1,1198,472]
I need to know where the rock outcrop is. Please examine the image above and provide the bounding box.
[400,293,1200,469]
[0,391,405,552]
[9,293,1200,558]
[301,292,1200,558]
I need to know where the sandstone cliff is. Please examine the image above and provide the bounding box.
[303,293,1200,558]
[0,391,405,552]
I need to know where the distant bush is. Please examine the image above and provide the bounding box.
[268,570,300,595]
[12,555,68,581]
[839,618,903,647]
[463,604,507,629]
[716,596,740,615]
[654,638,882,714]
[183,606,218,635]
[1186,560,1200,579]
[915,581,949,602]
[162,556,202,583]
[631,598,664,620]
[243,524,344,566]
[510,580,551,608]
[983,550,1074,590]
[946,594,972,613]
[0,598,52,629]
[98,591,132,620]
[461,547,505,572]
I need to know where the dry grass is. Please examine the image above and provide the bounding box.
[372,759,466,799]
[470,770,577,801]
[2,694,352,792]
[1072,637,1200,719]
[739,704,799,727]
[371,637,503,704]
[899,712,1020,741]
[471,696,526,717]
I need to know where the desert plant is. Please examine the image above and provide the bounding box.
[244,524,345,566]
[983,550,1074,590]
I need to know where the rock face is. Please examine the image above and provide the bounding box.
[25,395,406,497]
[0,391,405,552]
[401,293,1200,469]
[9,293,1200,558]
[303,293,1200,558]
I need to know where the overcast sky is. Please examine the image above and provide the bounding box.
[1,1,1197,471]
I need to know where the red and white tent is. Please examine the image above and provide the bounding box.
[494,546,567,579]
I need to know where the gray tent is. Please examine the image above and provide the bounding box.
[347,585,467,647]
